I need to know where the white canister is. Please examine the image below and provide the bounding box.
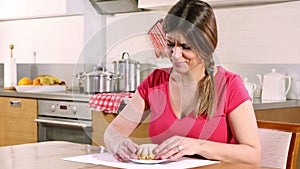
[244,77,257,101]
[286,73,300,100]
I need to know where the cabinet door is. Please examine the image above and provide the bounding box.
[0,97,37,146]
[255,107,300,123]
[0,0,83,20]
[92,111,151,146]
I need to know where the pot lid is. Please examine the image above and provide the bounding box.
[112,52,140,64]
[84,66,115,77]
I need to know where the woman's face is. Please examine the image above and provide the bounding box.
[166,31,203,74]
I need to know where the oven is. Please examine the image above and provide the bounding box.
[34,100,92,144]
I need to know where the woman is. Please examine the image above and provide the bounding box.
[104,0,261,165]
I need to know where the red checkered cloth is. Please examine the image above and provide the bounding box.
[88,92,133,113]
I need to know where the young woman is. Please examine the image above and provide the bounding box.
[104,0,261,165]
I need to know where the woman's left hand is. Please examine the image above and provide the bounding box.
[153,135,204,161]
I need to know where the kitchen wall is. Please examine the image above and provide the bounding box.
[103,1,300,65]
[0,1,299,93]
[0,0,104,88]
[101,1,300,97]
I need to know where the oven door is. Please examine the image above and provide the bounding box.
[34,117,92,144]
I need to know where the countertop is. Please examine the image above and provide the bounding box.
[0,141,276,169]
[0,87,299,110]
[0,87,92,102]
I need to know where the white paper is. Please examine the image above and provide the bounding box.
[4,57,17,88]
[62,152,218,169]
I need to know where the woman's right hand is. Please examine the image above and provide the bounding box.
[112,137,138,162]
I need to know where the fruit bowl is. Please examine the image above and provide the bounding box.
[15,85,66,93]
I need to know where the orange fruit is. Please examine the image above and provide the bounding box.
[32,78,41,85]
[18,77,33,85]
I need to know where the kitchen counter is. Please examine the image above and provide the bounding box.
[0,141,276,169]
[253,98,300,110]
[0,87,299,109]
[0,87,92,102]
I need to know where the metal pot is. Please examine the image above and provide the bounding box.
[78,67,116,94]
[112,52,140,92]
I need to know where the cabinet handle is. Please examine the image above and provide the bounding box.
[10,100,21,107]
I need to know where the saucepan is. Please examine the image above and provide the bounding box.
[75,66,117,94]
[112,52,140,92]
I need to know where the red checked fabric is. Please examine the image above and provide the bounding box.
[88,92,133,113]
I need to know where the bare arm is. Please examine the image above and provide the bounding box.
[197,100,262,164]
[104,91,146,160]
[155,100,262,165]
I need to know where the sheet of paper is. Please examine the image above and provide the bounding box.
[62,152,219,169]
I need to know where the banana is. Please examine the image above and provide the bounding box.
[39,77,53,85]
[33,75,65,85]
[37,75,61,83]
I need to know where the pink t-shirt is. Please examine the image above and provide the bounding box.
[137,66,250,144]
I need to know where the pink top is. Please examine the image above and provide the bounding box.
[137,66,250,144]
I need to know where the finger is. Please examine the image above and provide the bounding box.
[124,140,138,154]
[114,153,126,162]
[117,149,131,161]
[155,139,178,155]
[156,145,181,160]
[166,146,184,160]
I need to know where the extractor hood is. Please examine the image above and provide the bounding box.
[89,0,142,15]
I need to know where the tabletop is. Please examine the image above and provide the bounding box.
[0,141,277,169]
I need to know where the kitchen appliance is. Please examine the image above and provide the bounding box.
[257,69,291,102]
[243,77,256,101]
[113,52,140,92]
[34,100,92,144]
[75,66,116,94]
[88,0,141,15]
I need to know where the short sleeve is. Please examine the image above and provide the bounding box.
[225,75,251,114]
[137,70,154,106]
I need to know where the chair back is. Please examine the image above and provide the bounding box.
[257,120,300,169]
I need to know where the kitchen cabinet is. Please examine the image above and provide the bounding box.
[0,0,83,21]
[92,111,151,146]
[0,97,37,146]
[255,107,300,124]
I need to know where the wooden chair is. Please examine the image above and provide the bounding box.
[257,120,300,169]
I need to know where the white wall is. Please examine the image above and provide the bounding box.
[215,1,300,64]
[104,1,300,66]
[0,16,84,64]
[104,11,169,71]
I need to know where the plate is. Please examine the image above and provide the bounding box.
[129,158,168,164]
[15,85,66,93]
